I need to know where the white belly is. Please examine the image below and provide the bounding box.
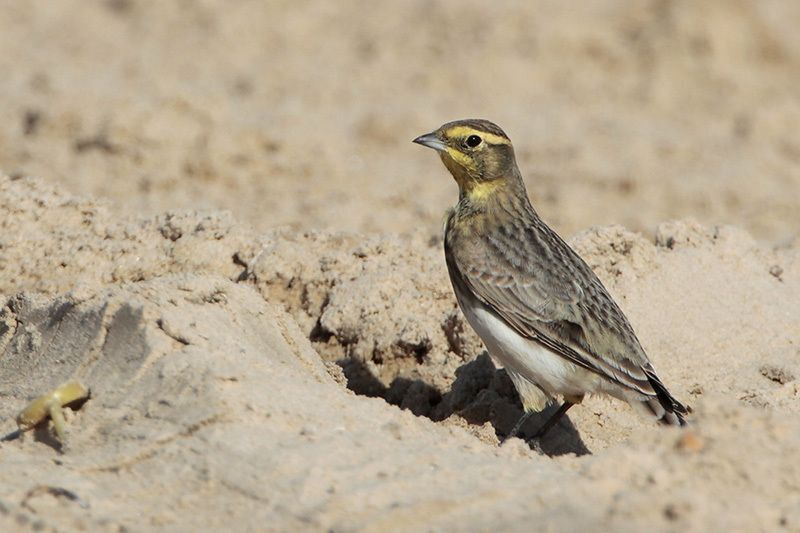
[461,300,597,400]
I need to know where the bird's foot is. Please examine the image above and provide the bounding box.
[500,411,533,446]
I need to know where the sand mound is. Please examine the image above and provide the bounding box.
[1,176,799,530]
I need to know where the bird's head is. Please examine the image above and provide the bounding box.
[413,119,519,200]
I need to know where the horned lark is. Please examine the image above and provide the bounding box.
[414,119,687,439]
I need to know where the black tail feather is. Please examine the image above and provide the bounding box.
[644,370,688,426]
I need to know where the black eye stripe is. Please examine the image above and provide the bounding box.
[465,135,482,148]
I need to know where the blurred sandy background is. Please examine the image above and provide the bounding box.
[1,1,799,531]
[2,0,799,243]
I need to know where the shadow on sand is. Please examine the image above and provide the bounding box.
[337,352,590,457]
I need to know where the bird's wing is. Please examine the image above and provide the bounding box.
[446,220,665,398]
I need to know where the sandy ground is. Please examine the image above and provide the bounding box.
[2,0,800,244]
[1,1,800,531]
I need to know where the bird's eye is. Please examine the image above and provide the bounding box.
[465,135,482,148]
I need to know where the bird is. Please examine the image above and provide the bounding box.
[413,119,688,441]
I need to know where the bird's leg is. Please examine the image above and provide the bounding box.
[503,411,533,442]
[531,401,574,439]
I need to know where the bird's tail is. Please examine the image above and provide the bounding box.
[641,370,689,426]
[642,396,687,426]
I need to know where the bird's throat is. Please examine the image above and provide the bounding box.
[462,179,503,202]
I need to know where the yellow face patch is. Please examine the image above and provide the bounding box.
[435,123,512,200]
[443,126,510,146]
[444,146,476,170]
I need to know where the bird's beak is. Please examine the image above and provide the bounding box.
[412,132,447,152]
